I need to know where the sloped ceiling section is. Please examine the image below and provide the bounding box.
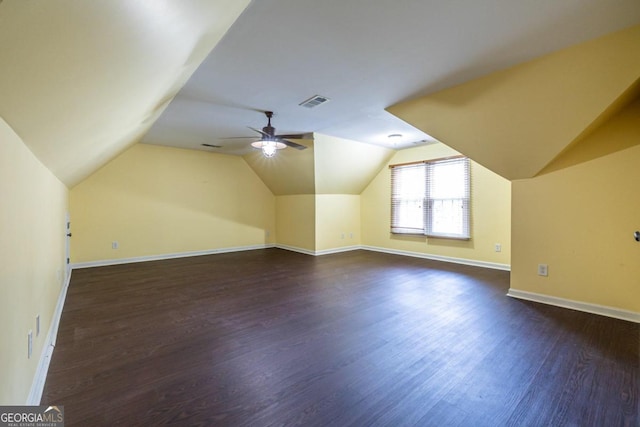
[0,0,250,187]
[243,139,316,196]
[242,133,394,196]
[539,83,640,175]
[313,134,394,195]
[388,25,640,181]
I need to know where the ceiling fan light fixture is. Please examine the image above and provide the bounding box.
[251,139,286,157]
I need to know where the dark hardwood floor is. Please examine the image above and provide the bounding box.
[42,249,639,426]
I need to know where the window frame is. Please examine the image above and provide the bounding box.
[390,155,471,240]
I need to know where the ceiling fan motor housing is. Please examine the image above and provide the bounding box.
[262,111,276,138]
[262,125,276,137]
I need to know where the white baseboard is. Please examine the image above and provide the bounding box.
[314,245,361,256]
[507,289,640,323]
[26,268,73,405]
[361,245,511,271]
[71,244,276,269]
[274,244,361,256]
[274,244,317,256]
[71,243,510,271]
[274,244,509,271]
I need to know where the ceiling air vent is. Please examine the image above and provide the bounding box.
[299,95,330,109]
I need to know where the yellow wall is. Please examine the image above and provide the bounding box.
[315,195,361,252]
[70,144,275,263]
[511,140,640,312]
[275,195,316,252]
[385,25,639,314]
[0,117,68,404]
[361,143,511,267]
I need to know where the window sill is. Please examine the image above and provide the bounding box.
[391,231,471,241]
[426,234,471,241]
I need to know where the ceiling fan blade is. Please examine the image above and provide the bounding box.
[248,126,270,138]
[222,125,270,139]
[275,132,313,140]
[280,139,307,150]
[235,112,309,150]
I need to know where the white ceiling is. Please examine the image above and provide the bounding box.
[141,0,640,155]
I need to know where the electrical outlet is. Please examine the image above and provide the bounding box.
[265,230,270,238]
[36,315,40,337]
[28,330,33,359]
[495,243,502,252]
[341,233,345,239]
[112,241,119,250]
[538,264,548,277]
[349,232,354,239]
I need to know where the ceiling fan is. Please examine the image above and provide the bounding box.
[237,111,309,157]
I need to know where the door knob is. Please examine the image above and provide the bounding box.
[66,233,72,237]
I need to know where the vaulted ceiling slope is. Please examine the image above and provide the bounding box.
[242,133,394,196]
[142,0,640,156]
[388,25,640,180]
[3,1,639,189]
[0,0,249,187]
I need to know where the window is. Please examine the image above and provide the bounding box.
[391,156,470,239]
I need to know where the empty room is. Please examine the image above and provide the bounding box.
[1,1,639,426]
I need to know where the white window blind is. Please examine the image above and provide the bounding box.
[391,163,426,234]
[391,156,470,239]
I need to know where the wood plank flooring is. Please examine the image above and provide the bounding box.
[42,249,639,426]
